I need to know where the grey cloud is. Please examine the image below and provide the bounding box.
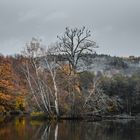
[0,0,140,56]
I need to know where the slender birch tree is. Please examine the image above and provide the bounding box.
[22,38,60,117]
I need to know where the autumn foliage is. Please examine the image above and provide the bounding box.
[0,55,27,113]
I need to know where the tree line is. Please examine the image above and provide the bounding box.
[0,27,140,118]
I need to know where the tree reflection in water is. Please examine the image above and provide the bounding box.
[0,117,140,140]
[40,122,51,140]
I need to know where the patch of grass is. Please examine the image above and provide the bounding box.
[30,112,48,120]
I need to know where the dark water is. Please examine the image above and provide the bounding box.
[0,117,140,140]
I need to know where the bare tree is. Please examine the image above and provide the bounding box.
[22,38,60,117]
[55,26,98,73]
[83,74,119,115]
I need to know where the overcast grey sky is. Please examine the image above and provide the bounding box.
[0,0,140,56]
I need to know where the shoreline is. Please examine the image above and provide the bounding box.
[0,111,138,122]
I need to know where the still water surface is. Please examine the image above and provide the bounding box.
[0,117,140,140]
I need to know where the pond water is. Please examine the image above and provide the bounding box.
[0,117,140,140]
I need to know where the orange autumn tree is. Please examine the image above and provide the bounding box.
[10,55,28,111]
[0,57,15,112]
[0,56,26,112]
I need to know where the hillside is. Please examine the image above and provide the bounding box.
[77,54,140,76]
